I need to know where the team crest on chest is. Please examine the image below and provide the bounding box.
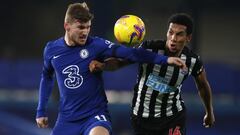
[80,49,89,59]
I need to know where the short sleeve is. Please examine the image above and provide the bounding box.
[191,56,203,77]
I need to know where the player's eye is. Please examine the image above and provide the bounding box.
[79,26,86,29]
[168,30,173,35]
[176,31,186,36]
[78,25,90,30]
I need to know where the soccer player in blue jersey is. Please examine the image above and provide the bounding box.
[35,2,187,135]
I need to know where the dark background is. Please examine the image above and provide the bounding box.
[0,0,240,135]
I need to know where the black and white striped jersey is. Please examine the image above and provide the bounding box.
[132,39,203,119]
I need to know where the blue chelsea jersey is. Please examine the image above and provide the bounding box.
[36,36,168,121]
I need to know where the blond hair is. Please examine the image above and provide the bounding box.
[64,2,94,23]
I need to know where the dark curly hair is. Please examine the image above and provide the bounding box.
[168,13,193,35]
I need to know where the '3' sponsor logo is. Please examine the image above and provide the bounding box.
[62,65,83,89]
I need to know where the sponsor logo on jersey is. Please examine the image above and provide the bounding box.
[146,73,177,93]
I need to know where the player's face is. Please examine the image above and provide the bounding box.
[66,20,91,45]
[166,23,191,56]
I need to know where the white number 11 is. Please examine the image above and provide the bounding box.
[95,115,107,121]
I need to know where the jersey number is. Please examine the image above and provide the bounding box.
[62,65,83,89]
[95,115,107,121]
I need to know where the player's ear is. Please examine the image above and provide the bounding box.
[64,22,70,32]
[186,34,192,42]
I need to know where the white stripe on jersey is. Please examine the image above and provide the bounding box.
[165,66,174,82]
[189,58,197,75]
[154,93,163,117]
[175,54,187,87]
[176,91,183,112]
[142,88,153,117]
[166,92,175,116]
[133,64,147,115]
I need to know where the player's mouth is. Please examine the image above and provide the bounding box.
[169,44,177,51]
[78,35,87,42]
[76,35,87,45]
[79,35,87,40]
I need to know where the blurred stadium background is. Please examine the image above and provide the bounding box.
[0,0,240,135]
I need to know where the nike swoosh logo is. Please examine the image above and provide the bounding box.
[53,55,61,59]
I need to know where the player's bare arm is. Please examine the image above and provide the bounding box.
[194,69,215,128]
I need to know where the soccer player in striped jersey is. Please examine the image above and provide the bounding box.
[35,2,186,135]
[89,13,215,135]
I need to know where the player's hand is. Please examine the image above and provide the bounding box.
[203,112,215,128]
[167,57,187,71]
[36,117,49,128]
[89,60,105,73]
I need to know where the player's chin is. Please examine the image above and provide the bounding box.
[77,39,87,45]
[169,49,177,54]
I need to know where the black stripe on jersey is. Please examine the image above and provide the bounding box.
[132,84,138,109]
[185,57,192,70]
[158,64,168,77]
[169,67,180,86]
[171,89,180,114]
[148,90,159,118]
[160,93,170,117]
[183,56,192,81]
[158,64,169,117]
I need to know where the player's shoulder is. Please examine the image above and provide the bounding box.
[89,36,116,48]
[141,39,165,49]
[90,36,111,43]
[45,37,64,50]
[43,37,65,57]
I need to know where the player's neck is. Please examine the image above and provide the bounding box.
[64,34,74,46]
[165,49,181,57]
